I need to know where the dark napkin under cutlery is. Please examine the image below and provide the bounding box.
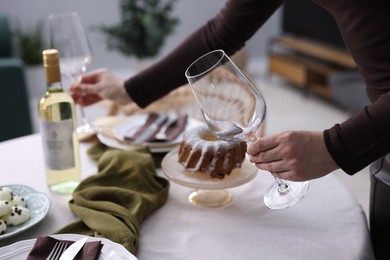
[27,236,102,260]
[123,113,188,143]
[161,114,188,141]
[130,113,168,143]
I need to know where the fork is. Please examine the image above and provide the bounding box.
[154,115,177,141]
[46,241,68,260]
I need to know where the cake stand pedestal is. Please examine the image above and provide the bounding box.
[188,189,233,208]
[161,148,258,208]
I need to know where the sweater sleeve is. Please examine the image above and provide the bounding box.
[316,0,390,174]
[324,93,390,174]
[124,0,284,108]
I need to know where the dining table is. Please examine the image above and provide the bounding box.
[0,132,375,259]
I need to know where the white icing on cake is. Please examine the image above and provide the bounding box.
[179,125,246,178]
[182,126,230,172]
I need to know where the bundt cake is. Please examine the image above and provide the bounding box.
[178,125,247,179]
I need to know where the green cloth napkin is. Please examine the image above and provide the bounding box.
[54,141,170,255]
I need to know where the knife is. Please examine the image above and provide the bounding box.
[133,114,168,143]
[58,237,88,260]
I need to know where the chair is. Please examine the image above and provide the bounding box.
[0,15,33,142]
[370,154,390,260]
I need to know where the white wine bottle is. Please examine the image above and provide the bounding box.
[38,49,81,195]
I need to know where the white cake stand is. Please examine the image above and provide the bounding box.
[161,148,258,208]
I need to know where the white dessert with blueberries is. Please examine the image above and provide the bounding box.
[0,186,31,235]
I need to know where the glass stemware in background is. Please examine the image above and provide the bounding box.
[185,49,309,209]
[48,12,94,135]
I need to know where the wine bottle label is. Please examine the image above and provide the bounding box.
[40,119,76,170]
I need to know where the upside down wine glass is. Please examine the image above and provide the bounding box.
[185,49,309,209]
[48,12,95,135]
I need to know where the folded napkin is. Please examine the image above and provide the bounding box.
[54,145,169,255]
[125,113,188,142]
[27,235,102,260]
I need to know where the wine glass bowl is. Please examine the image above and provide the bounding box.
[48,12,95,135]
[186,52,266,144]
[185,49,309,209]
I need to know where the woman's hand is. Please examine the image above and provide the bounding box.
[71,68,132,106]
[246,131,339,181]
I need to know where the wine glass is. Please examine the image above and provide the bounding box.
[48,12,95,135]
[185,49,309,209]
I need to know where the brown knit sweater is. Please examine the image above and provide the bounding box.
[124,0,390,175]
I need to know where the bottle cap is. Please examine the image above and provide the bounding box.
[42,49,59,67]
[42,49,61,83]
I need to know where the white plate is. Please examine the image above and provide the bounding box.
[0,234,138,260]
[0,185,50,240]
[101,114,203,153]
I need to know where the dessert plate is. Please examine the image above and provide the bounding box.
[0,234,138,260]
[0,185,50,240]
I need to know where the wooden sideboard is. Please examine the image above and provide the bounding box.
[267,35,357,98]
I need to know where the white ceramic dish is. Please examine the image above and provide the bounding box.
[0,185,50,240]
[0,234,137,259]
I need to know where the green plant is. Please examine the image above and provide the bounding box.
[12,21,45,65]
[99,0,179,59]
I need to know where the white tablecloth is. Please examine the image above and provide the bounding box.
[0,134,374,259]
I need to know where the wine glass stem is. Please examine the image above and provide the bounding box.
[73,73,91,127]
[79,106,89,125]
[247,134,290,195]
[274,176,290,195]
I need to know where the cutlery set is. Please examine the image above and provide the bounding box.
[131,114,171,143]
[118,113,187,144]
[46,237,88,260]
[155,115,178,141]
[92,113,193,153]
[46,241,67,260]
[132,113,186,143]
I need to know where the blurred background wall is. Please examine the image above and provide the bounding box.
[0,0,281,71]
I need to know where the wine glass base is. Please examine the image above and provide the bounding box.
[263,181,309,209]
[188,189,233,208]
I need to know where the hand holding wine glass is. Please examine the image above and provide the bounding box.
[48,12,94,135]
[185,49,309,209]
